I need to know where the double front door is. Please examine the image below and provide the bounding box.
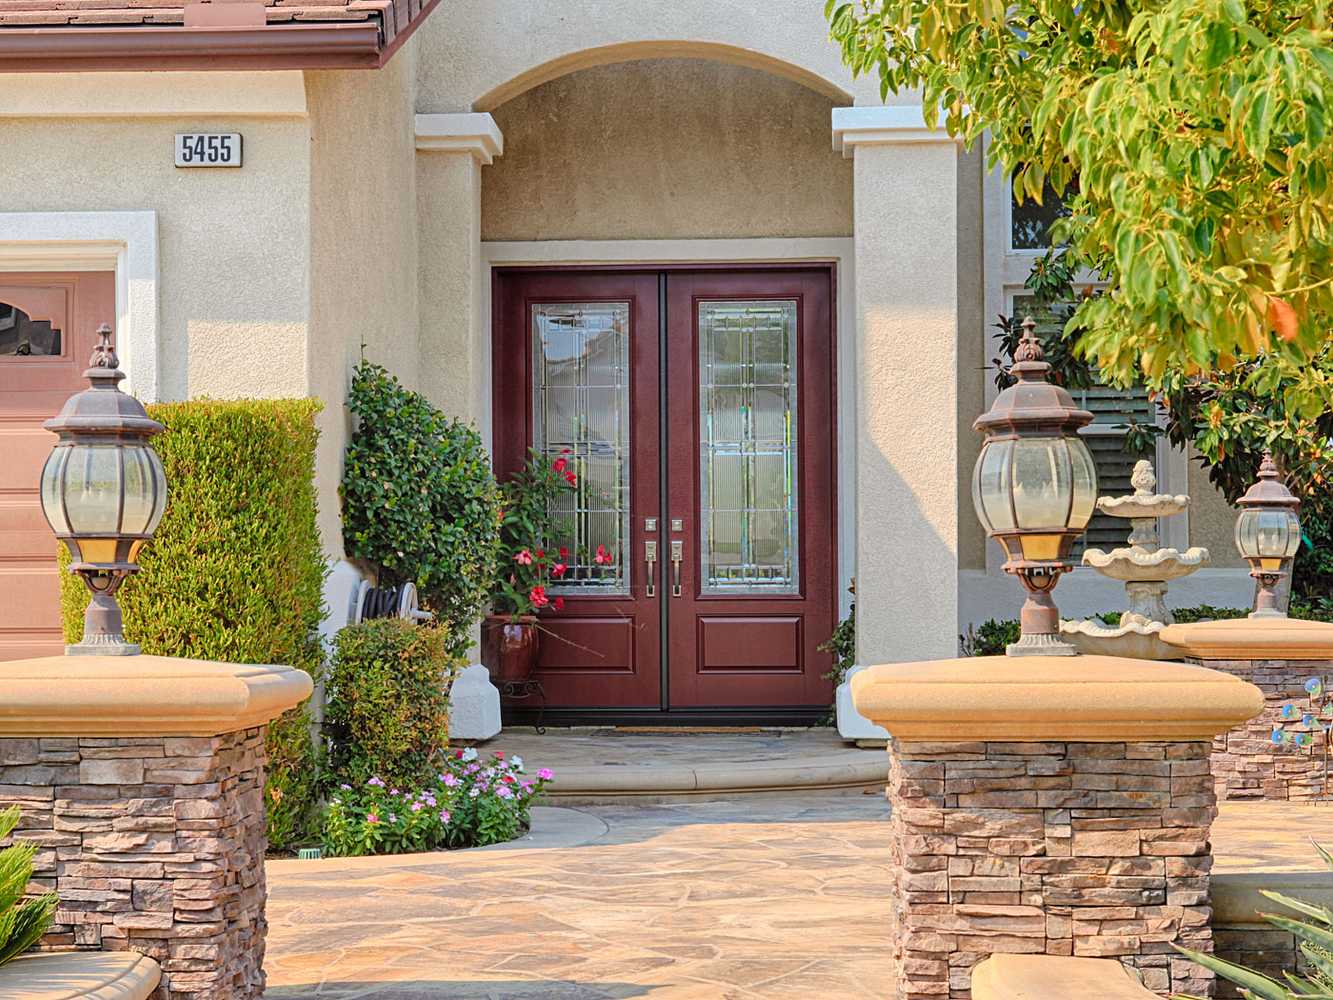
[493,269,836,714]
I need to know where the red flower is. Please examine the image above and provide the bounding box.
[561,448,572,455]
[559,547,569,559]
[529,585,549,608]
[502,773,516,784]
[564,470,577,485]
[455,750,464,759]
[553,457,568,473]
[594,544,612,565]
[515,549,533,566]
[535,549,545,560]
[552,562,567,578]
[494,751,505,760]
[553,597,565,611]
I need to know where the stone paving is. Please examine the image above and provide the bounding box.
[264,795,894,999]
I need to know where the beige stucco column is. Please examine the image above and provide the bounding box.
[414,113,502,434]
[834,106,963,668]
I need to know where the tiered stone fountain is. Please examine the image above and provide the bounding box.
[1061,459,1210,660]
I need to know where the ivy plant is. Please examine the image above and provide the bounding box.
[827,0,1333,411]
[342,361,501,656]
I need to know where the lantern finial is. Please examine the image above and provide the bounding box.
[1014,316,1044,363]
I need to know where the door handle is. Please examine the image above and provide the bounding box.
[645,540,658,599]
[670,540,684,598]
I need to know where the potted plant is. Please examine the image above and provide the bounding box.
[483,450,577,682]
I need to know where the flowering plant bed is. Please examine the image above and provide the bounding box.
[321,749,553,855]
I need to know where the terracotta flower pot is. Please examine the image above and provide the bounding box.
[481,614,539,683]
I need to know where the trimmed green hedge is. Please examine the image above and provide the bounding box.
[61,399,327,850]
[324,618,461,790]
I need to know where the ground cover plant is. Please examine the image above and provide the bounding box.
[59,399,326,851]
[322,749,554,855]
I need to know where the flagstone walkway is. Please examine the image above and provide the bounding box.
[264,795,895,1000]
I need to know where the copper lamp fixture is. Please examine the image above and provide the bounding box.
[972,317,1097,655]
[1234,453,1301,618]
[39,325,166,655]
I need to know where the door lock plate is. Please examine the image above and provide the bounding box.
[670,518,684,532]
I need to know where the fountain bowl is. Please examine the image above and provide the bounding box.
[1082,545,1210,582]
[1060,615,1185,661]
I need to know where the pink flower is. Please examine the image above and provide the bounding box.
[553,597,565,612]
[515,550,533,566]
[495,785,513,800]
[366,812,380,825]
[537,768,554,781]
[564,470,577,485]
[530,585,549,608]
[594,544,611,565]
[440,810,451,824]
[552,562,567,578]
[494,751,505,760]
[442,773,460,788]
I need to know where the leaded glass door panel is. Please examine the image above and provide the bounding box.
[493,268,836,715]
[665,271,836,710]
[492,271,663,709]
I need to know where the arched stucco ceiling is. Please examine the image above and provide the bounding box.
[472,41,854,110]
[414,0,884,111]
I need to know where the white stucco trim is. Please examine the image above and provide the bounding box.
[831,105,959,155]
[415,113,504,164]
[0,72,307,118]
[482,237,858,619]
[0,211,159,402]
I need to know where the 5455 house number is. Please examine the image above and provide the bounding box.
[175,133,242,168]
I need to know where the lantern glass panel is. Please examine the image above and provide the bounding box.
[1236,508,1300,560]
[62,443,122,535]
[972,438,1015,533]
[1011,436,1073,530]
[39,447,71,535]
[1068,437,1098,530]
[121,445,165,536]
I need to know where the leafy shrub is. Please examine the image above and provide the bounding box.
[1178,843,1333,998]
[342,360,501,656]
[493,450,580,617]
[60,400,326,851]
[0,807,57,967]
[959,618,1021,657]
[323,749,553,856]
[324,619,461,790]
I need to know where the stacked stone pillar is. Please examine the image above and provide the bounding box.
[853,655,1263,999]
[1161,618,1333,802]
[0,655,311,1000]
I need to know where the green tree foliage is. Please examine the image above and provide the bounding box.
[324,618,461,790]
[341,361,501,656]
[827,0,1333,407]
[60,400,327,850]
[0,807,57,968]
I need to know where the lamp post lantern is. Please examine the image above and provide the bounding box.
[972,318,1097,655]
[39,324,166,655]
[1234,452,1301,619]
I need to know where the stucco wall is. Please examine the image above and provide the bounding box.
[0,111,310,404]
[1190,458,1244,569]
[480,59,852,242]
[306,42,422,556]
[955,147,989,572]
[414,0,879,111]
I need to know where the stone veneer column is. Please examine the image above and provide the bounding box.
[833,106,962,668]
[1162,618,1333,802]
[853,654,1263,999]
[0,655,311,1000]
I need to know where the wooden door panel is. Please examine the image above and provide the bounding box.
[0,272,115,661]
[492,270,663,709]
[665,271,836,709]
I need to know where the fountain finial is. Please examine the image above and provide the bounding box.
[1130,459,1156,497]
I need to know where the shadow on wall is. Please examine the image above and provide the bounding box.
[267,982,655,999]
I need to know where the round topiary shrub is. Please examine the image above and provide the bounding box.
[324,618,461,790]
[341,360,501,657]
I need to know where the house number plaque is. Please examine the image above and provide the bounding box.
[175,133,242,168]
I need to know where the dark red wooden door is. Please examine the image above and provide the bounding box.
[493,271,663,707]
[493,268,836,714]
[664,271,836,708]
